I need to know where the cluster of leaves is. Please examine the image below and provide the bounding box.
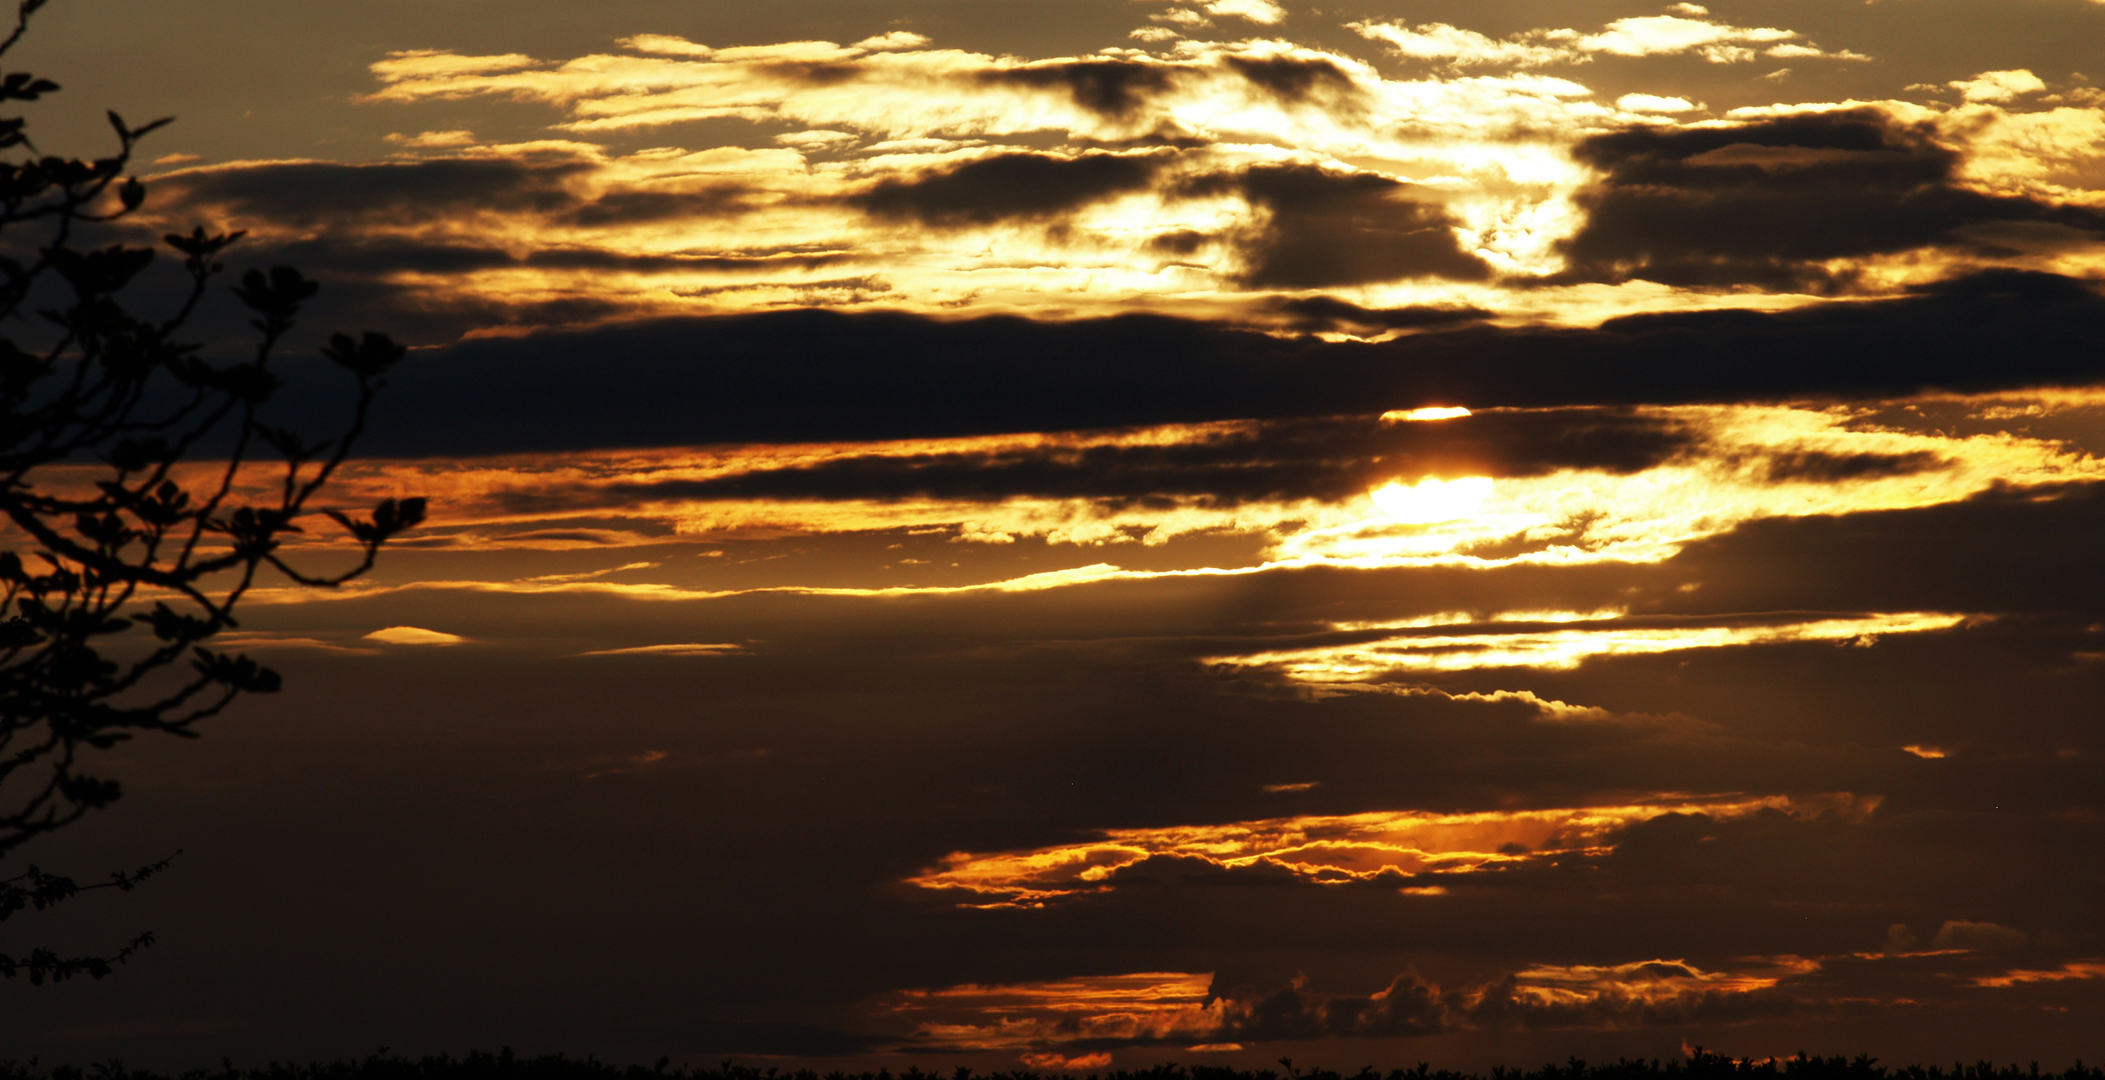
[0,853,171,983]
[0,0,420,978]
[0,1053,2100,1080]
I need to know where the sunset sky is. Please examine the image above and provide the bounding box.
[8,0,2105,1070]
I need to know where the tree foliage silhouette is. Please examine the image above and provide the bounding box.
[0,0,422,982]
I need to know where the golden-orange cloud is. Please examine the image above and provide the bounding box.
[1206,612,1970,680]
[906,793,1875,906]
[125,17,2103,328]
[230,390,2091,558]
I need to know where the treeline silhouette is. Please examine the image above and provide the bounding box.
[2,1051,2098,1080]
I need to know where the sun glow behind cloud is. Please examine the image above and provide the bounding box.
[1382,406,1473,421]
[1370,475,1494,524]
[26,391,2098,684]
[261,391,2105,580]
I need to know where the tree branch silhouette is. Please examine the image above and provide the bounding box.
[0,0,422,980]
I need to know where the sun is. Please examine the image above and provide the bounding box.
[1369,476,1494,524]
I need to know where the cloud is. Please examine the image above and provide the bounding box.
[1348,23,1571,68]
[1950,69,2049,104]
[363,626,469,645]
[1557,110,2105,289]
[302,270,2105,460]
[1931,919,2030,952]
[1148,9,1213,31]
[1199,0,1284,25]
[1350,13,1864,69]
[152,154,602,230]
[334,35,1599,287]
[973,58,1184,122]
[1179,163,1493,285]
[855,150,1167,226]
[104,26,2092,340]
[1972,962,2105,987]
[1131,0,1285,29]
[556,388,1691,514]
[67,428,2105,1065]
[852,31,931,52]
[905,793,1872,906]
[1576,15,1796,64]
[1018,1053,1115,1071]
[573,642,747,656]
[1215,53,1360,106]
[209,632,383,655]
[1207,612,1968,682]
[876,958,1827,1050]
[875,972,1222,1049]
[277,380,2105,600]
[1758,448,1950,483]
[385,129,479,148]
[1263,296,1491,334]
[1615,94,1699,114]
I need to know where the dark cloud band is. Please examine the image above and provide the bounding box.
[309,270,2105,456]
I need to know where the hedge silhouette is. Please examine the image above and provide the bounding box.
[0,1050,2098,1080]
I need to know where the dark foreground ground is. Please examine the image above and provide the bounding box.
[3,1053,2099,1080]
